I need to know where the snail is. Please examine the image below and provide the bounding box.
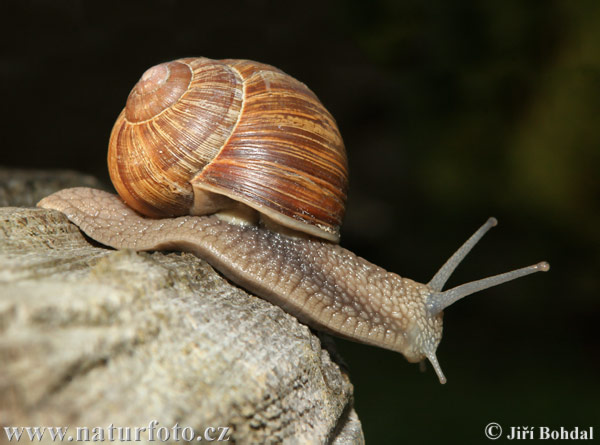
[38,57,549,384]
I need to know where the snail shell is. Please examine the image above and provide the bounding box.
[108,57,348,242]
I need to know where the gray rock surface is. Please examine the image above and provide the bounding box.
[0,168,106,208]
[0,170,363,444]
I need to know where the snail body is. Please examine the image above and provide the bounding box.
[38,57,549,383]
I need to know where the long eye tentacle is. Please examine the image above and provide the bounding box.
[425,217,549,316]
[428,261,549,316]
[418,218,549,383]
[428,217,498,291]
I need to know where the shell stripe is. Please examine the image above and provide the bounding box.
[108,59,243,217]
[195,60,348,237]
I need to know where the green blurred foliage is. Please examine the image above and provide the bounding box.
[339,0,599,239]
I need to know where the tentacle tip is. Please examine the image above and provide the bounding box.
[487,217,498,227]
[426,353,447,384]
[537,261,550,272]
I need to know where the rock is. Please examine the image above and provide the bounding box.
[0,168,106,208]
[0,171,364,444]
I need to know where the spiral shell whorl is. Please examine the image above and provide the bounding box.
[125,62,191,123]
[108,57,348,241]
[108,58,243,218]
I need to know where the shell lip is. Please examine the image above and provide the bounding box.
[190,180,340,242]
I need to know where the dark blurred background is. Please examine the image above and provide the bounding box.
[1,1,598,442]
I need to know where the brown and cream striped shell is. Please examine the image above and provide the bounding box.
[108,57,348,242]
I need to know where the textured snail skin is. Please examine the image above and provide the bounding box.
[38,187,443,365]
[39,187,551,384]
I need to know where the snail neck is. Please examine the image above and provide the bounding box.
[191,187,238,216]
[215,203,259,227]
[210,200,313,241]
[191,182,339,243]
[259,214,315,241]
